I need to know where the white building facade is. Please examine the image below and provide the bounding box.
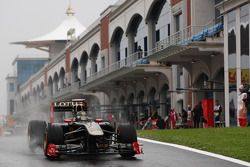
[217,0,250,127]
[11,0,227,127]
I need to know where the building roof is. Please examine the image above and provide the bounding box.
[12,5,86,48]
[12,56,49,65]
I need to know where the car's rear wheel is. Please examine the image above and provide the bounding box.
[117,124,137,157]
[43,124,64,159]
[28,120,46,152]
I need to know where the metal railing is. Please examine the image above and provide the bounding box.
[19,19,224,101]
[86,52,142,83]
[152,18,223,54]
[86,23,223,83]
[52,81,80,98]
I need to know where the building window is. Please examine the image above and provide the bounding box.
[95,64,98,73]
[177,66,182,89]
[144,36,148,51]
[175,14,180,32]
[117,52,120,61]
[174,12,183,33]
[101,57,105,69]
[156,30,160,42]
[168,24,171,36]
[16,60,47,85]
[10,100,14,115]
[134,42,138,52]
[9,83,14,92]
[144,36,148,57]
[125,48,128,58]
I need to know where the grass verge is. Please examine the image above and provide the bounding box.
[138,127,250,162]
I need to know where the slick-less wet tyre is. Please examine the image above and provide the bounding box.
[43,124,64,159]
[28,120,46,152]
[117,125,137,157]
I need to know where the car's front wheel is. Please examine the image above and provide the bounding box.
[43,124,64,159]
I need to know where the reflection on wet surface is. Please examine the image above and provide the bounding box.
[0,133,144,167]
[0,131,247,167]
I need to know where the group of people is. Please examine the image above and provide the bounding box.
[141,111,165,130]
[140,85,250,129]
[169,101,206,129]
[142,100,224,130]
[137,82,250,129]
[141,103,205,130]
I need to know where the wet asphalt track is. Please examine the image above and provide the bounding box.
[0,129,248,167]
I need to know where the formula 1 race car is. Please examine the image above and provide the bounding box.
[28,99,143,159]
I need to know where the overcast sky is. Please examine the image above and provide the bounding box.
[0,0,118,115]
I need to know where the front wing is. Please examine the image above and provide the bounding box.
[46,142,143,156]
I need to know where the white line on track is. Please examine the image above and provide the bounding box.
[138,137,250,167]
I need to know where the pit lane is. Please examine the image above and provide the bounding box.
[0,130,248,167]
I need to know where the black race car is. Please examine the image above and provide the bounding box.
[28,99,143,159]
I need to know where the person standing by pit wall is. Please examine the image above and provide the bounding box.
[170,109,177,129]
[187,105,193,128]
[238,85,248,127]
[242,84,250,126]
[193,104,199,128]
[214,100,222,127]
[193,102,203,128]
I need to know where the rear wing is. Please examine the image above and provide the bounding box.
[50,99,87,123]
